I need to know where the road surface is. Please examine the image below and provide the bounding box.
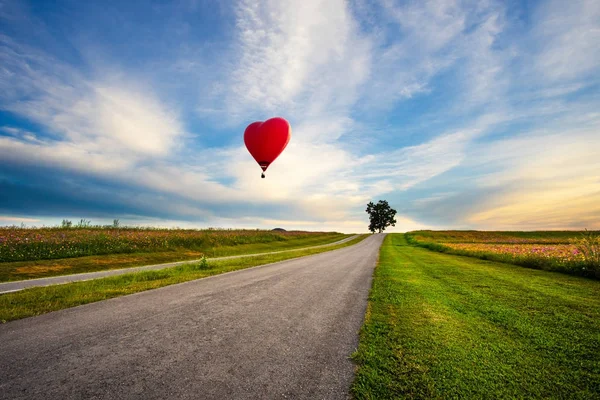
[0,234,385,400]
[0,235,359,294]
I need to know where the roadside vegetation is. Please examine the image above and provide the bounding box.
[0,225,343,262]
[0,235,368,322]
[0,226,347,282]
[352,234,600,399]
[406,230,600,278]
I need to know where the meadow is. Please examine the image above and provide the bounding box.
[406,230,600,278]
[0,235,368,322]
[0,227,341,262]
[352,234,600,399]
[0,227,348,282]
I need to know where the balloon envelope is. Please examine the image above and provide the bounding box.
[244,117,291,174]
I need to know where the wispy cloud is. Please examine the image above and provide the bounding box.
[465,127,600,229]
[358,0,510,111]
[402,116,600,230]
[222,0,371,127]
[0,216,41,223]
[0,36,184,158]
[533,0,600,82]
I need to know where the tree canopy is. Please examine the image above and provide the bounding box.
[366,200,397,233]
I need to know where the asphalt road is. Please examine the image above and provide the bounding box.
[0,235,359,294]
[0,233,385,400]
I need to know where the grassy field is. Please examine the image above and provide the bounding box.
[0,235,368,322]
[407,230,586,244]
[0,227,346,261]
[0,229,348,282]
[406,230,600,278]
[352,234,600,399]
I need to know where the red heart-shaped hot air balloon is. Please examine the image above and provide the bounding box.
[244,117,291,178]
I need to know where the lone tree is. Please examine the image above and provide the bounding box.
[366,200,397,233]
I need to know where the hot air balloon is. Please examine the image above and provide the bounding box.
[244,117,291,178]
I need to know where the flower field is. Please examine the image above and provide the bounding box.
[406,230,600,278]
[408,230,578,244]
[0,227,337,262]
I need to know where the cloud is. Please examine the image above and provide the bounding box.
[0,0,505,232]
[386,215,439,233]
[402,123,600,230]
[357,129,476,187]
[533,0,600,82]
[1,0,599,232]
[0,215,40,223]
[0,137,134,175]
[0,126,42,143]
[0,35,184,158]
[222,0,371,126]
[465,127,600,229]
[358,0,510,111]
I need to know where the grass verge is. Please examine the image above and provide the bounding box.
[0,235,367,323]
[0,233,349,282]
[352,234,600,399]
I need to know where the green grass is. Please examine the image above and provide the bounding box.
[352,234,600,399]
[406,231,599,278]
[0,232,348,282]
[0,235,368,323]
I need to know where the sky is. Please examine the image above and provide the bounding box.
[0,0,599,233]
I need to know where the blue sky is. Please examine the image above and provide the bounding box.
[0,0,599,232]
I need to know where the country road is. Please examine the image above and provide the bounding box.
[0,233,385,400]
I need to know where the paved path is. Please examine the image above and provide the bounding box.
[0,235,359,294]
[0,234,385,400]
